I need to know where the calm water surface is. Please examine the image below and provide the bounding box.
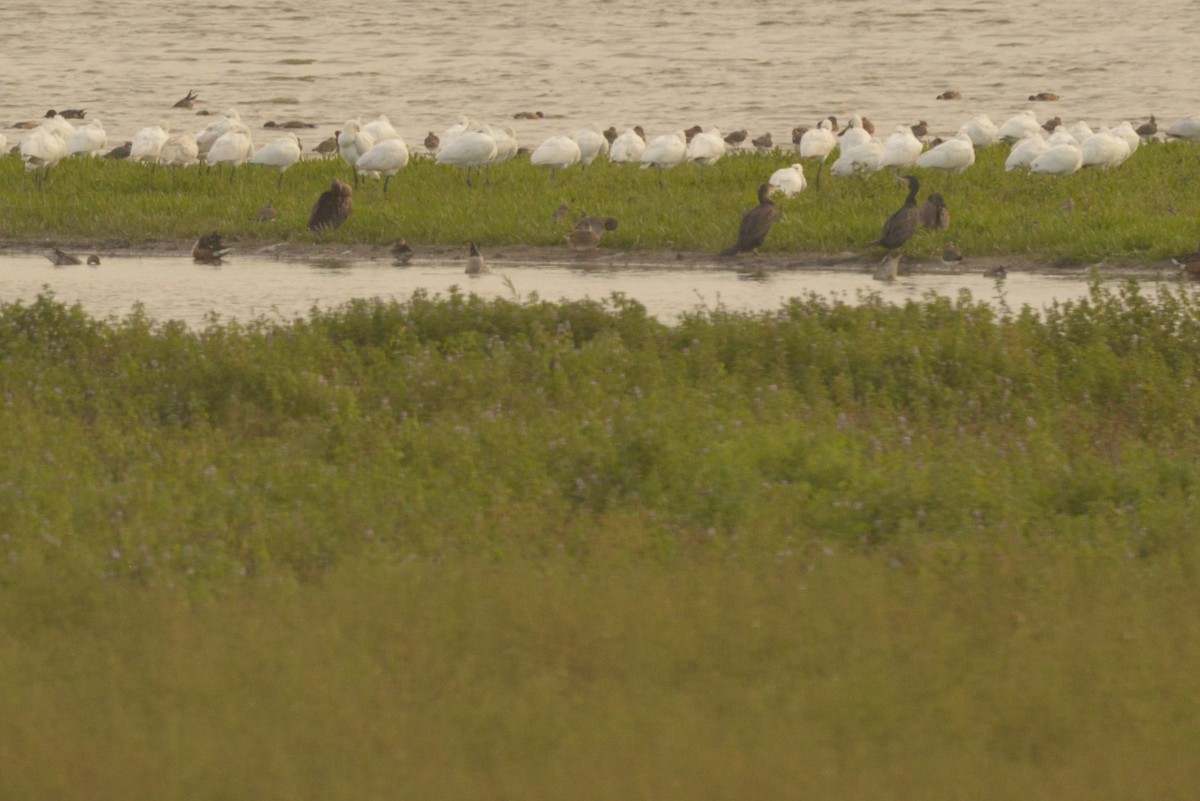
[0,253,1148,327]
[3,0,1198,149]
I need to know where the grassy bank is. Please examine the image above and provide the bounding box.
[2,141,1199,263]
[2,284,1200,798]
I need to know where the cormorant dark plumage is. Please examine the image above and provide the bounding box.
[307,177,353,234]
[720,184,780,257]
[875,175,921,252]
[919,192,950,231]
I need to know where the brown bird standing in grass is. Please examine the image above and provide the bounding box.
[724,129,748,147]
[720,184,780,257]
[424,131,440,152]
[252,202,277,222]
[192,233,232,264]
[751,132,773,151]
[1136,115,1158,138]
[105,141,132,159]
[313,134,339,157]
[874,175,921,254]
[919,192,950,230]
[308,178,353,234]
[566,228,602,251]
[552,202,570,223]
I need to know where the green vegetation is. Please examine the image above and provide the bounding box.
[2,141,1199,263]
[2,284,1200,798]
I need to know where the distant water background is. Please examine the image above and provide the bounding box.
[3,0,1198,149]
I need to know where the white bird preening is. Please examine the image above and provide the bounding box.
[1166,115,1200,141]
[205,123,255,182]
[997,110,1042,143]
[957,114,1000,148]
[195,109,242,159]
[531,134,581,178]
[338,120,375,185]
[1029,141,1083,176]
[686,127,726,167]
[830,140,883,176]
[435,127,496,186]
[1005,133,1049,172]
[66,119,107,157]
[639,131,687,186]
[799,119,837,188]
[574,124,610,167]
[609,128,647,163]
[160,133,200,169]
[130,120,171,165]
[360,114,399,144]
[354,136,410,194]
[20,125,69,186]
[1080,128,1131,170]
[767,163,807,197]
[877,124,923,173]
[838,125,873,151]
[916,132,976,182]
[250,132,303,188]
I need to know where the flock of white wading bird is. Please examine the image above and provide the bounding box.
[7,93,1200,278]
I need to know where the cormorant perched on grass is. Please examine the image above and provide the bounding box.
[720,183,780,257]
[874,175,921,253]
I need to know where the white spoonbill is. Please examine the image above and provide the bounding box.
[130,121,171,164]
[1166,115,1200,141]
[250,133,303,188]
[354,136,410,194]
[20,125,68,185]
[361,114,400,143]
[574,124,610,167]
[1005,133,1049,171]
[997,110,1041,143]
[830,141,883,176]
[338,120,375,182]
[686,127,726,167]
[609,128,646,163]
[40,111,75,141]
[435,128,496,186]
[768,163,807,197]
[916,132,976,177]
[1080,129,1131,169]
[160,133,199,168]
[957,115,999,147]
[206,123,255,181]
[531,135,582,176]
[66,119,106,157]
[486,125,519,163]
[877,125,923,172]
[195,109,242,158]
[838,125,873,151]
[1110,121,1140,156]
[1029,142,1082,175]
[639,131,687,186]
[799,119,837,188]
[1066,120,1094,145]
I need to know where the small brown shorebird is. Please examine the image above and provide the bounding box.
[391,238,413,265]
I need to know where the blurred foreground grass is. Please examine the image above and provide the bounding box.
[2,282,1199,798]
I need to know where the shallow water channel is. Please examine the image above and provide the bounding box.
[0,252,1163,328]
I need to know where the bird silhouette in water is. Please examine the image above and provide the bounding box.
[308,177,353,234]
[874,175,921,256]
[192,233,232,264]
[720,184,780,257]
[466,242,490,275]
[173,90,199,109]
[919,192,950,230]
[46,247,81,266]
[391,238,413,265]
[87,254,101,266]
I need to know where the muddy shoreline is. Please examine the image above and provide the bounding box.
[0,237,1181,280]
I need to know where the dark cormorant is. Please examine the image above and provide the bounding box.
[874,175,921,252]
[720,184,781,257]
[307,178,353,234]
